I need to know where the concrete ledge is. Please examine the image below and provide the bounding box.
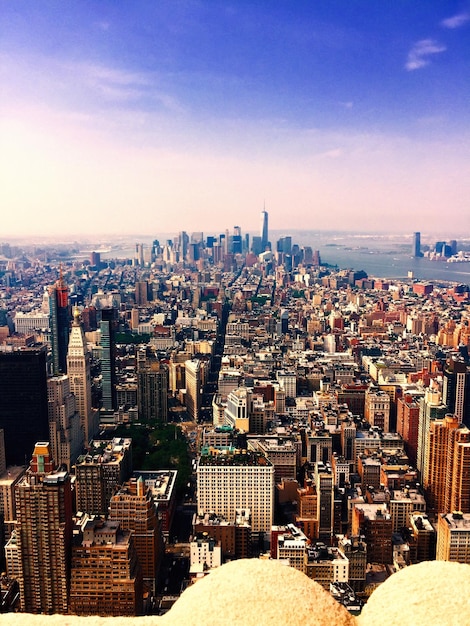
[1,559,470,625]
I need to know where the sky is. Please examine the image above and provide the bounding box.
[1,1,470,239]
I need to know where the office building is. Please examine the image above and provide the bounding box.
[100,308,118,411]
[416,388,447,476]
[337,536,367,592]
[109,477,163,595]
[49,272,70,375]
[277,524,308,572]
[197,448,274,534]
[365,388,391,432]
[137,356,168,423]
[14,443,73,614]
[67,309,97,444]
[352,503,392,564]
[70,518,143,616]
[190,533,222,572]
[436,512,470,563]
[47,374,83,469]
[315,462,334,542]
[396,391,424,466]
[412,232,422,258]
[389,488,426,532]
[135,281,149,306]
[0,462,26,542]
[193,510,252,561]
[14,311,50,335]
[132,470,177,539]
[75,438,132,517]
[409,513,436,563]
[260,208,269,251]
[185,359,202,421]
[442,358,470,426]
[423,415,470,515]
[0,346,49,467]
[305,543,349,590]
[257,439,297,482]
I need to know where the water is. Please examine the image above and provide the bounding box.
[285,230,470,284]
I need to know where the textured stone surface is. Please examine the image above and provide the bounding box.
[161,558,355,625]
[359,560,470,626]
[1,558,470,625]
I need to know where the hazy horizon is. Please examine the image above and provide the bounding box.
[1,2,469,237]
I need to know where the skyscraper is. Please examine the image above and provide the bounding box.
[412,232,423,258]
[75,438,132,517]
[14,442,73,614]
[261,207,269,251]
[0,346,49,466]
[185,359,202,421]
[70,517,143,616]
[416,387,448,476]
[100,308,117,411]
[67,308,96,443]
[47,374,83,469]
[197,448,274,535]
[442,357,470,426]
[49,271,70,375]
[137,356,168,423]
[109,477,163,595]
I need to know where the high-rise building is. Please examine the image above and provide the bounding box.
[0,345,49,466]
[90,251,101,268]
[133,470,178,539]
[416,388,447,476]
[0,454,26,542]
[47,374,83,469]
[75,438,133,517]
[315,462,334,542]
[185,359,202,421]
[365,387,391,432]
[109,477,163,595]
[197,448,274,535]
[436,512,470,563]
[49,271,70,375]
[409,513,436,563]
[442,357,470,427]
[14,442,73,614]
[422,415,470,515]
[412,232,422,258]
[352,503,393,564]
[135,281,149,306]
[260,208,269,251]
[396,391,424,466]
[193,510,252,561]
[337,536,367,592]
[100,308,117,411]
[67,309,97,444]
[137,356,168,423]
[70,517,143,616]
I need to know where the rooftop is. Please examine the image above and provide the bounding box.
[199,449,272,467]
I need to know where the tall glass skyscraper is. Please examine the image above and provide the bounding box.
[0,346,49,466]
[412,232,422,258]
[49,272,70,375]
[261,208,269,251]
[100,308,117,411]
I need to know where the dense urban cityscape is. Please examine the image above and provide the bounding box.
[0,213,469,617]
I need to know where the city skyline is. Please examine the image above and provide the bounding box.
[1,2,470,237]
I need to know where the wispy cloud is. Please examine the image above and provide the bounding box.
[321,148,344,159]
[405,39,446,71]
[441,12,470,29]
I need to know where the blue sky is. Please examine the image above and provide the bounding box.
[1,1,469,238]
